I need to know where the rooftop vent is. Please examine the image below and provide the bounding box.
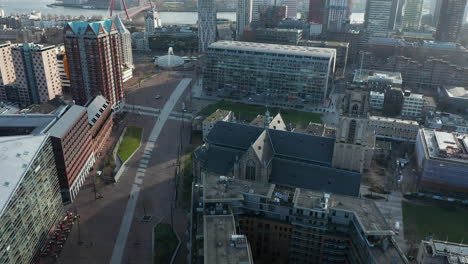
[230,234,248,248]
[3,181,10,187]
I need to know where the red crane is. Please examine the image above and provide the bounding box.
[110,0,155,20]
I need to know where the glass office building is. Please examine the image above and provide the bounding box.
[0,135,64,264]
[203,41,336,105]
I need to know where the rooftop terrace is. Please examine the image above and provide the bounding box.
[204,215,253,264]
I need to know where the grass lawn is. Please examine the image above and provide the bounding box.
[402,200,468,243]
[154,223,179,264]
[198,101,321,126]
[117,126,143,162]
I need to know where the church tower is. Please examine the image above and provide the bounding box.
[332,84,375,173]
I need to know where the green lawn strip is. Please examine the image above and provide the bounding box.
[154,223,179,264]
[199,101,321,126]
[402,200,468,243]
[117,126,143,162]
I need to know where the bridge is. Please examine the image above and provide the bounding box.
[110,0,158,19]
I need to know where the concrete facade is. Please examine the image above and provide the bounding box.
[0,42,16,102]
[369,116,419,142]
[11,43,62,107]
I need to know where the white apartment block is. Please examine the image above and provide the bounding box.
[12,43,62,107]
[370,91,384,110]
[402,92,424,117]
[369,116,420,142]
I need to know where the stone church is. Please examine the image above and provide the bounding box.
[193,111,363,197]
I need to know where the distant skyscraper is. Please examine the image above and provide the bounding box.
[144,8,161,34]
[402,0,423,30]
[435,0,467,42]
[198,0,217,53]
[11,43,62,107]
[278,0,298,18]
[258,5,287,27]
[64,20,124,106]
[114,16,134,68]
[0,43,16,102]
[252,0,272,21]
[324,0,349,32]
[237,0,253,40]
[364,0,399,37]
[308,0,325,24]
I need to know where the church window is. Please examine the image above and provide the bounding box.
[352,104,359,115]
[246,160,256,181]
[347,120,357,143]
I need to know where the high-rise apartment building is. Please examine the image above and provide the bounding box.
[0,42,16,102]
[309,0,325,23]
[237,0,253,40]
[252,0,272,21]
[402,0,423,31]
[198,0,217,53]
[364,0,399,37]
[11,43,62,107]
[278,0,298,18]
[64,20,124,106]
[0,135,64,264]
[144,8,161,34]
[203,41,336,105]
[114,16,134,68]
[435,0,467,42]
[324,0,349,32]
[56,48,71,94]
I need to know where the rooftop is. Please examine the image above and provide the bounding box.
[65,20,114,36]
[445,86,468,99]
[420,128,468,164]
[299,39,349,47]
[421,239,468,264]
[426,112,468,128]
[0,102,19,115]
[204,109,232,123]
[208,41,336,58]
[293,188,393,235]
[0,135,48,216]
[12,42,55,52]
[369,115,419,125]
[353,70,403,85]
[85,95,110,126]
[203,173,275,202]
[204,215,253,264]
[0,114,57,136]
[46,105,86,138]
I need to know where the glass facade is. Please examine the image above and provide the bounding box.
[203,41,336,105]
[0,137,64,264]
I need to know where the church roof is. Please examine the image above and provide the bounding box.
[252,130,274,163]
[270,159,361,197]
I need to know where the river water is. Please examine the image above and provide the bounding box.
[1,0,365,24]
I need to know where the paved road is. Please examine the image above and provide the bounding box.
[110,78,192,264]
[59,72,192,264]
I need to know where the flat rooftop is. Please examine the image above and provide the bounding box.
[203,173,275,202]
[369,115,420,125]
[46,105,86,138]
[208,41,336,58]
[420,128,468,164]
[445,86,468,99]
[353,70,403,85]
[0,114,57,136]
[0,135,48,216]
[293,188,393,235]
[204,215,253,264]
[204,109,231,123]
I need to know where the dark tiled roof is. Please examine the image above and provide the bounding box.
[206,122,263,150]
[268,129,334,166]
[270,159,361,197]
[194,145,243,175]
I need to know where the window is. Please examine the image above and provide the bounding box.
[347,120,357,144]
[246,160,256,181]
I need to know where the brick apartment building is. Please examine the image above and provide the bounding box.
[85,95,113,154]
[47,105,95,202]
[64,20,124,106]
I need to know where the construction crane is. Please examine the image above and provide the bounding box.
[110,0,155,20]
